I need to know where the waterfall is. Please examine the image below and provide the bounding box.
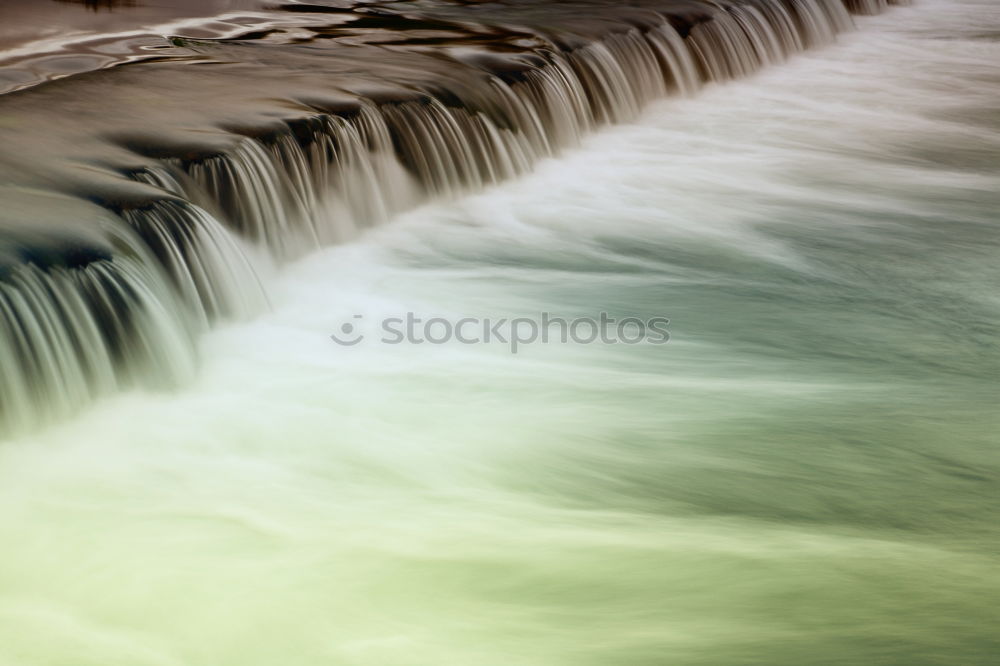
[0,249,196,434]
[118,197,269,325]
[0,0,901,434]
[845,0,912,16]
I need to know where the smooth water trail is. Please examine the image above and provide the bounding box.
[1,0,999,664]
[0,0,869,431]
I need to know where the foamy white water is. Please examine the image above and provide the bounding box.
[1,1,998,664]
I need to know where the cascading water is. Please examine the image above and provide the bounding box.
[0,243,196,433]
[118,199,268,324]
[2,0,999,663]
[0,0,885,433]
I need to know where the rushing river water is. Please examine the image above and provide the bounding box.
[1,0,999,664]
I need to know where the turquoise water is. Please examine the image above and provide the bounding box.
[1,1,998,663]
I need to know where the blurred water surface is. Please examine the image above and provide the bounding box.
[0,1,998,664]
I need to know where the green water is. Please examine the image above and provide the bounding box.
[1,1,998,664]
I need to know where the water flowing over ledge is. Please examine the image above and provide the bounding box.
[0,0,906,434]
